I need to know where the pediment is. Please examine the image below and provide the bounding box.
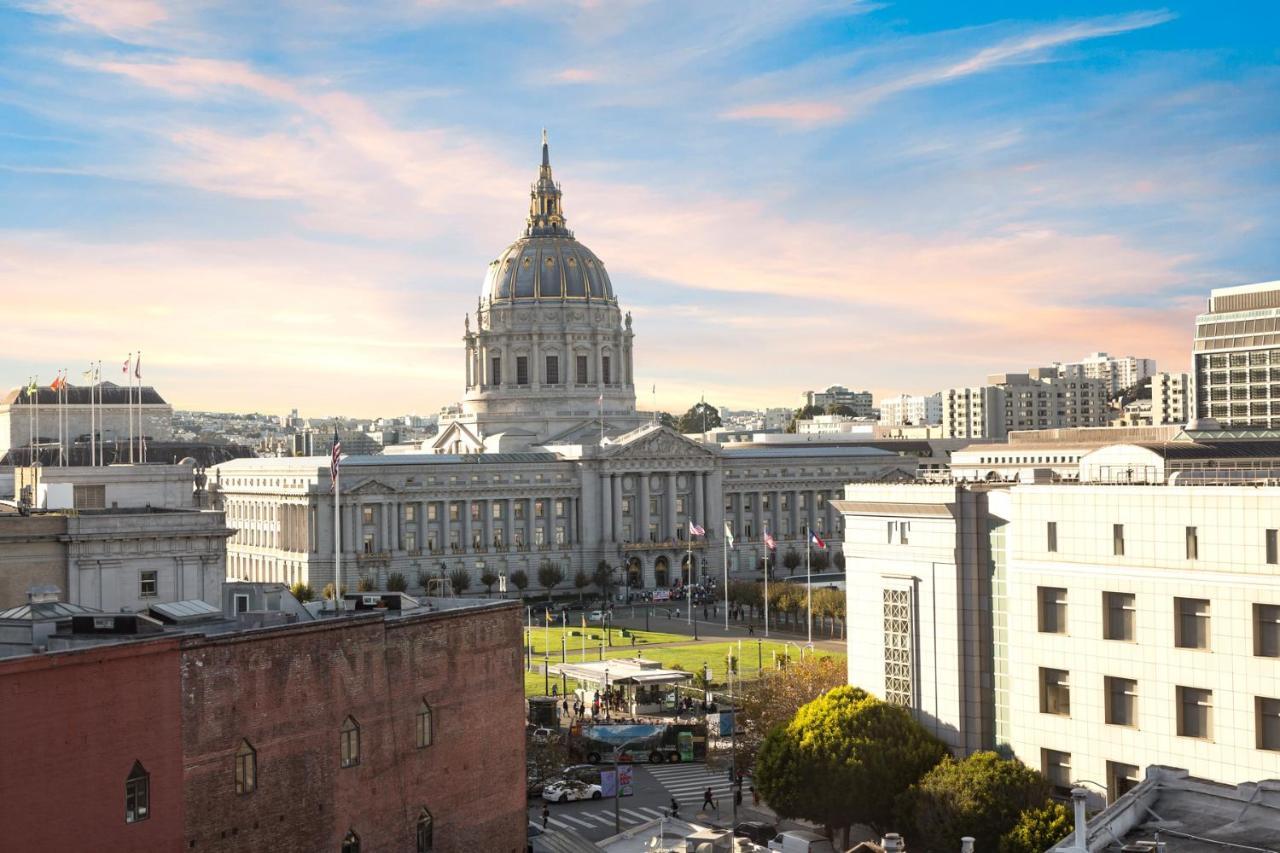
[431,421,484,453]
[606,424,719,462]
[344,478,397,496]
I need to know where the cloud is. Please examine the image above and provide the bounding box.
[552,68,600,84]
[722,11,1178,126]
[24,0,167,38]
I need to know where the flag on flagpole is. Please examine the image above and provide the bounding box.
[122,354,131,374]
[134,353,142,379]
[763,531,777,550]
[330,429,342,488]
[689,521,705,537]
[724,522,735,548]
[809,530,826,549]
[545,608,553,625]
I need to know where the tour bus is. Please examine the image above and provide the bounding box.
[568,722,707,764]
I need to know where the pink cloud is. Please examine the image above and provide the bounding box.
[553,68,600,83]
[27,0,166,37]
[719,100,847,125]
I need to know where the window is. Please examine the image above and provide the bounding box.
[363,533,374,554]
[416,701,433,749]
[449,503,460,521]
[1177,687,1213,739]
[1103,592,1135,641]
[1113,523,1125,556]
[362,506,374,524]
[534,528,545,546]
[535,500,546,518]
[516,356,529,385]
[404,505,416,521]
[1105,677,1137,727]
[1255,604,1280,657]
[125,761,150,823]
[139,571,158,598]
[576,355,588,384]
[883,588,913,707]
[1039,668,1071,715]
[555,500,566,517]
[1041,749,1072,796]
[1258,697,1280,751]
[491,503,502,520]
[235,740,257,794]
[405,532,416,552]
[1047,521,1057,553]
[428,504,438,521]
[343,830,361,853]
[602,356,611,384]
[491,356,501,386]
[1269,529,1278,565]
[1106,761,1140,803]
[886,520,909,544]
[1175,598,1210,650]
[546,355,559,385]
[1038,587,1067,634]
[416,809,434,853]
[73,483,106,509]
[676,496,686,514]
[1185,526,1198,560]
[762,494,771,510]
[556,526,566,545]
[471,503,481,521]
[340,716,361,768]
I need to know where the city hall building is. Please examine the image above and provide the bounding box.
[210,138,917,592]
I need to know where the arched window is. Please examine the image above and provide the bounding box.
[340,716,360,768]
[342,829,360,853]
[416,701,433,749]
[125,761,150,823]
[416,809,434,853]
[235,739,257,794]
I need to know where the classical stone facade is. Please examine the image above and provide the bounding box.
[210,137,919,593]
[0,382,173,463]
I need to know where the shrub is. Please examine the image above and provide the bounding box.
[289,581,315,603]
[386,572,408,592]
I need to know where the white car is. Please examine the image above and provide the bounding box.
[542,779,603,803]
[587,610,607,622]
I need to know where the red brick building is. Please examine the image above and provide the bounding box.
[0,601,526,853]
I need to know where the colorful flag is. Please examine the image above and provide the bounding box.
[134,352,142,379]
[724,522,734,548]
[545,608,553,625]
[50,374,61,392]
[26,378,37,396]
[122,354,131,374]
[809,530,826,549]
[330,429,342,488]
[689,521,705,537]
[763,531,776,550]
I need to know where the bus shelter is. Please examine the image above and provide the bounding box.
[549,658,693,715]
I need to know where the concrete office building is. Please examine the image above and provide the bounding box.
[941,369,1111,440]
[1152,371,1192,426]
[877,393,942,427]
[1193,281,1280,429]
[836,442,1280,805]
[1058,352,1157,396]
[802,386,875,417]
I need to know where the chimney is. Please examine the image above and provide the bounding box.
[961,838,975,853]
[882,833,906,853]
[1072,787,1089,853]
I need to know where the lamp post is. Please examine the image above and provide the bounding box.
[612,737,644,834]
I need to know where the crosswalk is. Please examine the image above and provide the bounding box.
[530,804,672,832]
[644,762,735,808]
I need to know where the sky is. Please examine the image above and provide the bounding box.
[0,1,1277,417]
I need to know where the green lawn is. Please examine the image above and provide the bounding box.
[521,638,843,697]
[522,625,689,656]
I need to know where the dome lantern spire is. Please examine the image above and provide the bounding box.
[527,129,570,237]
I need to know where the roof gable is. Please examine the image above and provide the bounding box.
[604,424,719,465]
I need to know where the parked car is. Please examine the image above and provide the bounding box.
[530,727,559,744]
[542,779,603,803]
[559,764,602,785]
[734,821,779,845]
[587,610,606,622]
[767,830,836,853]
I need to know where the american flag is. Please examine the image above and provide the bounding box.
[689,521,705,537]
[763,531,776,550]
[330,429,342,488]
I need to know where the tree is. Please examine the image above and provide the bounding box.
[289,581,315,603]
[321,582,347,601]
[755,686,949,847]
[593,561,614,600]
[356,575,376,592]
[825,404,856,416]
[898,752,1051,853]
[537,560,564,596]
[735,656,845,768]
[448,568,471,596]
[786,404,825,433]
[573,567,591,601]
[386,572,408,592]
[657,411,677,429]
[510,569,529,598]
[675,401,722,433]
[480,570,499,596]
[999,802,1074,853]
[812,550,830,572]
[783,548,801,572]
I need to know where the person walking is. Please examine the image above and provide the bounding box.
[702,786,716,813]
[669,796,680,819]
[541,803,550,830]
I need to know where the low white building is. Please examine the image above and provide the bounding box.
[836,468,1280,803]
[877,394,942,427]
[1152,371,1191,426]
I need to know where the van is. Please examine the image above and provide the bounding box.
[767,830,837,853]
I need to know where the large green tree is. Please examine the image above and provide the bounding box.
[755,686,949,847]
[537,560,564,596]
[897,752,1051,853]
[734,656,845,769]
[509,569,529,598]
[675,401,722,433]
[998,802,1074,853]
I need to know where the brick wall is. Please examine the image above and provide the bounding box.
[0,513,67,608]
[180,603,526,853]
[0,638,185,851]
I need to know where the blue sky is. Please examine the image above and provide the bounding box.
[0,1,1276,416]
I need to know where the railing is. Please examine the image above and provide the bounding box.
[621,539,708,552]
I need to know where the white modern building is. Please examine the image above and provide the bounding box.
[1152,371,1191,426]
[1192,281,1280,429]
[794,415,875,435]
[836,444,1280,804]
[941,369,1111,440]
[1058,352,1157,396]
[802,386,874,417]
[877,394,942,427]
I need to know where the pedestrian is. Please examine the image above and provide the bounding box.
[541,803,550,829]
[748,624,755,636]
[702,786,716,812]
[669,796,680,819]
[562,699,569,718]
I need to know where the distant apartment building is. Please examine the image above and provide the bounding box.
[836,460,1280,801]
[794,414,875,436]
[878,393,942,426]
[941,369,1111,440]
[1152,371,1192,426]
[802,385,874,417]
[1193,280,1280,428]
[1057,352,1156,396]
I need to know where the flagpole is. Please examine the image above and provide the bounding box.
[34,376,40,467]
[96,362,103,465]
[88,366,96,468]
[59,371,65,466]
[686,534,693,628]
[806,530,812,645]
[334,448,342,615]
[135,350,143,464]
[126,354,134,464]
[723,528,729,632]
[763,525,769,639]
[27,378,34,466]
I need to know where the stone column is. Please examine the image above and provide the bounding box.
[638,475,651,542]
[531,336,541,390]
[462,499,473,553]
[600,471,613,544]
[611,475,623,543]
[790,492,800,541]
[526,496,535,549]
[664,472,677,540]
[693,472,705,529]
[806,490,817,537]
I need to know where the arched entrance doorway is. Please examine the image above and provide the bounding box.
[654,556,669,588]
[627,557,642,590]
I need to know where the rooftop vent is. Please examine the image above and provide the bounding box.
[26,584,61,605]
